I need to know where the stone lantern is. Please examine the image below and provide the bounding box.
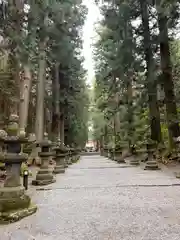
[62,144,71,167]
[32,133,56,185]
[53,139,65,174]
[66,145,72,165]
[114,144,125,163]
[128,145,140,166]
[71,147,80,163]
[103,145,108,158]
[109,147,114,160]
[68,147,74,165]
[0,114,37,224]
[144,142,160,170]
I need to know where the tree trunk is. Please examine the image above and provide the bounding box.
[51,63,60,141]
[19,65,32,131]
[60,113,64,147]
[114,91,120,136]
[35,39,47,142]
[31,39,47,164]
[140,0,162,143]
[156,5,180,147]
[104,124,108,145]
[127,76,134,146]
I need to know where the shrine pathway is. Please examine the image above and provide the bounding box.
[1,155,180,240]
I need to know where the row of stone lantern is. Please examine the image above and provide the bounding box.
[102,140,161,170]
[31,134,80,186]
[0,114,81,224]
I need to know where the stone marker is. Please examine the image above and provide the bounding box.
[32,133,56,185]
[0,114,37,224]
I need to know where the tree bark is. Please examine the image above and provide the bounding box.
[140,0,162,143]
[35,39,47,142]
[156,5,180,146]
[30,39,48,164]
[127,75,134,146]
[60,113,64,147]
[51,63,60,141]
[19,65,32,131]
[114,91,121,134]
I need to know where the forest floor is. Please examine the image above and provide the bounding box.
[0,155,180,240]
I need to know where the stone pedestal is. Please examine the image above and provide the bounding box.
[32,134,56,185]
[103,147,108,158]
[64,147,71,166]
[108,148,114,160]
[53,146,65,174]
[71,148,79,163]
[66,147,72,165]
[128,146,140,166]
[136,148,148,163]
[144,144,160,170]
[114,147,125,163]
[128,155,139,165]
[75,148,81,162]
[0,115,37,224]
[60,146,69,167]
[100,147,104,156]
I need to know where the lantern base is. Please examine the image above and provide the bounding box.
[53,165,65,174]
[0,205,37,224]
[0,186,37,224]
[117,158,126,164]
[144,160,160,170]
[129,155,140,166]
[32,178,56,186]
[67,158,72,165]
[72,156,78,163]
[32,168,56,185]
[114,152,125,163]
[176,172,180,178]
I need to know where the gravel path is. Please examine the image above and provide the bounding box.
[0,155,180,240]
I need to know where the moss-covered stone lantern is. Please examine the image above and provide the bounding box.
[53,139,65,174]
[114,144,125,163]
[144,141,160,170]
[63,145,71,167]
[108,147,115,160]
[0,114,37,224]
[66,145,72,165]
[71,147,81,163]
[32,133,56,185]
[128,145,140,166]
[103,145,109,158]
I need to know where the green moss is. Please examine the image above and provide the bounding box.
[20,163,32,176]
[0,204,37,224]
[0,195,30,212]
[0,162,5,167]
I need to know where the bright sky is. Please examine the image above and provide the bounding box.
[82,0,101,85]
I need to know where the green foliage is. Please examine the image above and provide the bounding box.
[92,0,144,148]
[92,0,180,151]
[0,0,89,147]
